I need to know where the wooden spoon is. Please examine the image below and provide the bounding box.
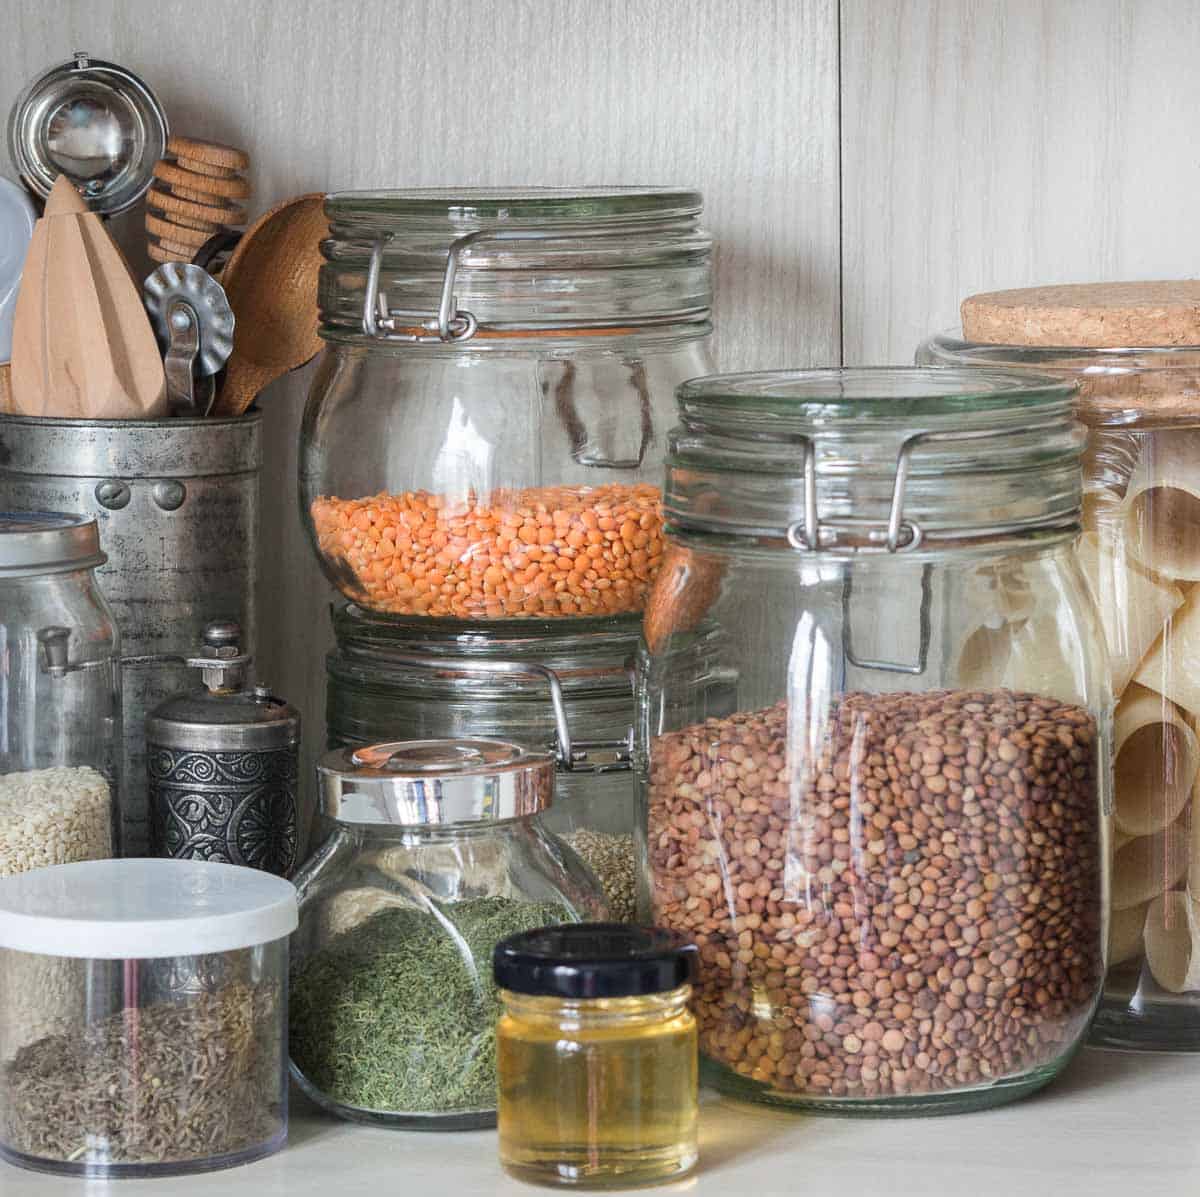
[211,193,327,417]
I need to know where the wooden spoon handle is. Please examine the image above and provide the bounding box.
[212,357,272,418]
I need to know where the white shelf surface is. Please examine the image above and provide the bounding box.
[3,1048,1197,1196]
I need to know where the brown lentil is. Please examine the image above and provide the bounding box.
[311,483,663,619]
[647,689,1103,1102]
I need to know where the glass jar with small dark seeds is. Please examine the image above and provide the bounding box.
[637,368,1110,1115]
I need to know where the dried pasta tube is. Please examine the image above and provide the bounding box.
[1134,587,1200,717]
[1108,899,1150,967]
[1113,684,1200,836]
[955,614,1081,702]
[1123,430,1200,580]
[1144,891,1200,993]
[1112,818,1189,910]
[1076,531,1183,696]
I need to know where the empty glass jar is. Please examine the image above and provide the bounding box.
[326,602,640,918]
[638,368,1109,1114]
[301,188,713,626]
[289,738,606,1128]
[921,281,1200,1050]
[0,512,120,873]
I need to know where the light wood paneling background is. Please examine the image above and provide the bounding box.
[841,0,1200,363]
[4,0,1200,790]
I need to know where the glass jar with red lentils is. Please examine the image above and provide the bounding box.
[301,189,713,628]
[637,367,1110,1114]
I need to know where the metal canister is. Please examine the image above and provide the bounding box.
[0,412,260,853]
[146,621,302,878]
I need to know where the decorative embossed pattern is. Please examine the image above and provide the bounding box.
[150,747,298,877]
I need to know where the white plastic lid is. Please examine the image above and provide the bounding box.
[0,859,298,959]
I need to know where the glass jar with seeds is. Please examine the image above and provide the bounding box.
[326,604,645,919]
[638,368,1109,1114]
[291,738,606,1128]
[0,513,120,871]
[0,858,297,1178]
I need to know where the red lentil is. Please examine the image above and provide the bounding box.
[311,483,663,619]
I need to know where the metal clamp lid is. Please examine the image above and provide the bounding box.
[783,419,1076,556]
[318,737,556,827]
[361,224,711,345]
[351,649,633,774]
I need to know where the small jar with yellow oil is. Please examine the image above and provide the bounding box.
[493,924,699,1189]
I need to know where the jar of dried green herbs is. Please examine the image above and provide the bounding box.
[290,738,607,1129]
[0,858,297,1179]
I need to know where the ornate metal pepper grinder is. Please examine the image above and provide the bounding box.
[146,620,302,877]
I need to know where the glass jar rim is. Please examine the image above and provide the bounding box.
[325,186,703,226]
[918,330,1200,428]
[677,366,1075,424]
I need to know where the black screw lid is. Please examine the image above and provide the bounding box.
[493,923,698,999]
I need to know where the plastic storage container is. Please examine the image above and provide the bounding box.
[301,187,713,626]
[290,738,606,1128]
[326,602,639,918]
[920,281,1200,1050]
[637,368,1110,1114]
[0,858,297,1178]
[0,512,119,872]
[495,924,699,1188]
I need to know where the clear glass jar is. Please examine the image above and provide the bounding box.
[290,739,606,1128]
[300,188,713,626]
[0,859,296,1179]
[325,602,640,918]
[637,368,1110,1114]
[494,924,699,1188]
[922,303,1200,1050]
[0,513,120,872]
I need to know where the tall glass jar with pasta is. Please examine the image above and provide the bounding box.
[921,281,1200,1050]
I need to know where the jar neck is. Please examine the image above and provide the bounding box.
[500,985,692,1028]
[319,189,712,348]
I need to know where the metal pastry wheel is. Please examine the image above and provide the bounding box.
[143,262,235,416]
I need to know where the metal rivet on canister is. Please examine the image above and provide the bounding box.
[95,479,131,509]
[153,480,187,511]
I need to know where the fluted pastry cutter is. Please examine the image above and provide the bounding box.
[144,262,235,416]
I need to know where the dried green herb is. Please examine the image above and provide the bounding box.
[289,896,569,1114]
[1,981,281,1166]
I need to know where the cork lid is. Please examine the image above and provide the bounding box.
[962,282,1200,349]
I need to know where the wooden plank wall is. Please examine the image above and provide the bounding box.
[4,0,1199,792]
[841,0,1200,363]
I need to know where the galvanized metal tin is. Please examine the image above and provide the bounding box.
[0,412,261,854]
[148,622,302,878]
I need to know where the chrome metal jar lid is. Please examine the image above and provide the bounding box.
[0,511,105,576]
[318,738,555,827]
[7,51,168,215]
